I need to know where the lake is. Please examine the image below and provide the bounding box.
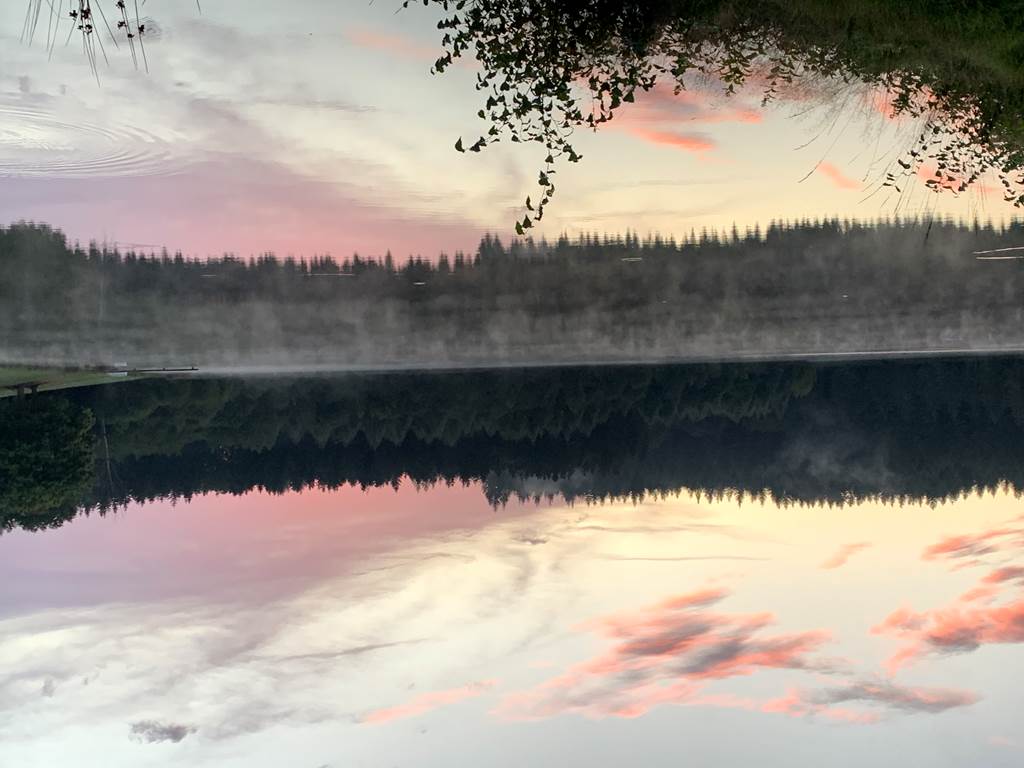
[3,0,1024,765]
[2,360,1024,766]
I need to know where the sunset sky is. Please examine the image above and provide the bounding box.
[2,482,1023,766]
[0,0,1017,260]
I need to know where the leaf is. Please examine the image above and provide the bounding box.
[455,137,465,152]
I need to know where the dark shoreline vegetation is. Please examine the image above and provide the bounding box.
[4,356,1024,533]
[3,220,1024,368]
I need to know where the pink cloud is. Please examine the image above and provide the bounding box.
[916,164,1003,197]
[866,90,903,121]
[627,84,763,125]
[605,82,761,154]
[863,84,937,122]
[498,586,978,724]
[761,689,879,724]
[921,526,1021,563]
[344,25,477,72]
[763,681,975,721]
[345,25,440,61]
[816,162,862,190]
[875,550,1024,672]
[990,735,1017,748]
[821,542,871,569]
[497,587,832,720]
[627,128,716,153]
[958,584,1000,604]
[363,680,497,724]
[877,597,1024,673]
[983,566,1024,584]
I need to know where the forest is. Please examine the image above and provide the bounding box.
[4,356,1024,533]
[2,219,1024,368]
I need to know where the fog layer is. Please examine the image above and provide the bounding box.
[2,220,1023,368]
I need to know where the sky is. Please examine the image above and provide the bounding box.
[2,481,1024,767]
[0,0,1018,260]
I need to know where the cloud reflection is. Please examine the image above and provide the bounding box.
[820,542,871,569]
[129,720,198,744]
[497,587,833,720]
[764,680,977,720]
[362,680,497,724]
[877,520,1024,672]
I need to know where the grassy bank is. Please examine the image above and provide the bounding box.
[0,367,144,398]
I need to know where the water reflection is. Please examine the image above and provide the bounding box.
[4,1,1024,764]
[2,473,1022,766]
[3,366,1024,765]
[5,1,1022,262]
[0,100,180,178]
[6,356,1024,536]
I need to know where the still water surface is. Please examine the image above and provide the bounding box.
[2,361,1023,766]
[4,1,1024,764]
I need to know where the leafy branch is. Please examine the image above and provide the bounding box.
[407,0,1024,228]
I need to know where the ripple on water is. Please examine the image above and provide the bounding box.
[0,100,181,178]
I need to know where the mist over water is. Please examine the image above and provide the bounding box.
[3,219,1024,370]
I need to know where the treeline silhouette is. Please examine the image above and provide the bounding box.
[3,219,1024,368]
[4,357,1024,533]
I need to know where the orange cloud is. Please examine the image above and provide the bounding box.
[821,542,871,569]
[363,680,497,724]
[816,162,862,190]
